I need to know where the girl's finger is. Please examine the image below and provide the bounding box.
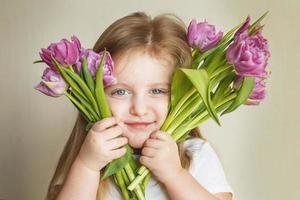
[110,147,127,159]
[139,155,151,167]
[151,131,170,141]
[107,137,128,150]
[103,125,123,140]
[144,138,163,149]
[91,117,119,132]
[141,147,157,157]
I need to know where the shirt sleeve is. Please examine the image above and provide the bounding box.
[184,138,234,197]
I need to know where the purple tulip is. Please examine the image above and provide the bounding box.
[35,67,68,97]
[234,76,267,105]
[75,49,117,87]
[39,35,81,69]
[226,30,270,78]
[187,19,223,52]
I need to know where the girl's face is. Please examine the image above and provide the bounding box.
[105,50,175,149]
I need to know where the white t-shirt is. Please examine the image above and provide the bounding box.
[103,138,234,199]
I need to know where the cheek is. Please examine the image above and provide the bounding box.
[106,98,128,119]
[155,98,169,124]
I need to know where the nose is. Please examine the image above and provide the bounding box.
[129,94,149,116]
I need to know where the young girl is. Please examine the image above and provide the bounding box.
[46,11,234,200]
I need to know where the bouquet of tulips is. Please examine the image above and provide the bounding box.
[127,12,271,192]
[34,12,270,200]
[34,37,147,199]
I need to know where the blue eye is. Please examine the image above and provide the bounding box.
[112,89,129,96]
[151,88,166,94]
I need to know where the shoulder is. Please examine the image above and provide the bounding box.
[182,137,224,163]
[182,137,212,161]
[182,137,234,196]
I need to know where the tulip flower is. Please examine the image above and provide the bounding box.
[34,67,68,97]
[226,30,270,78]
[187,19,223,52]
[75,49,117,87]
[234,75,267,105]
[39,35,81,69]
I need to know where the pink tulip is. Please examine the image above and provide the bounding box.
[234,75,267,105]
[75,49,117,87]
[187,19,223,52]
[35,67,68,97]
[39,35,81,69]
[226,30,270,78]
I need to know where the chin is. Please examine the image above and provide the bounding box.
[127,133,149,149]
[120,123,157,149]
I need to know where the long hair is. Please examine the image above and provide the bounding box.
[46,11,205,200]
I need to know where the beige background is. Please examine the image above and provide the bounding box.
[0,0,299,199]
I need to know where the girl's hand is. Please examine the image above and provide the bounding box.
[77,117,128,172]
[139,131,184,184]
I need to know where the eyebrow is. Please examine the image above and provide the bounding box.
[113,82,170,87]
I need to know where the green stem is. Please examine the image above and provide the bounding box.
[161,87,196,131]
[71,89,101,120]
[64,91,94,122]
[63,67,101,116]
[137,166,147,175]
[142,173,151,190]
[115,171,130,200]
[124,164,145,200]
[127,169,150,191]
[121,168,130,185]
[172,92,237,141]
[166,95,202,134]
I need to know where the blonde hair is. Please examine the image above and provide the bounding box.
[46,11,205,200]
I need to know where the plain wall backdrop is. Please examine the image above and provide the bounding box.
[0,0,299,199]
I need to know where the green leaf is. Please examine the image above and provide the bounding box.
[221,76,255,115]
[62,67,100,116]
[95,49,112,118]
[219,21,244,43]
[51,56,89,103]
[249,11,269,35]
[210,64,233,80]
[170,69,193,110]
[209,66,234,91]
[180,68,220,126]
[102,144,133,180]
[212,72,236,102]
[82,55,95,95]
[192,39,232,70]
[202,48,226,75]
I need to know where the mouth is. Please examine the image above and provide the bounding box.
[125,122,155,130]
